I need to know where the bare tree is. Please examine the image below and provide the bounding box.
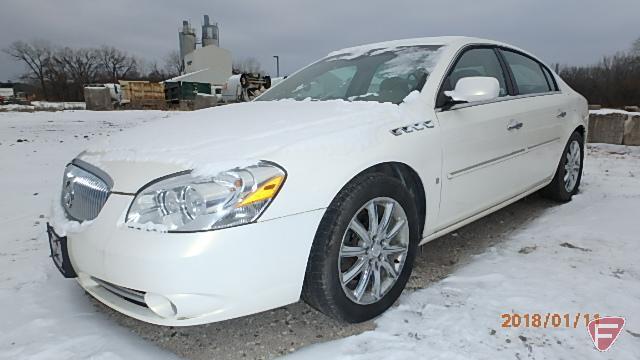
[163,50,184,77]
[560,51,640,108]
[3,40,53,99]
[632,37,640,56]
[233,57,263,74]
[98,46,137,83]
[145,62,169,82]
[52,47,101,99]
[46,48,71,100]
[56,47,100,84]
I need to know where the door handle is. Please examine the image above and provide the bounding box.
[557,111,567,118]
[507,120,523,131]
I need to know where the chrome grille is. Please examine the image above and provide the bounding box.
[61,160,112,221]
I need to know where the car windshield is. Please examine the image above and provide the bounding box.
[257,45,443,104]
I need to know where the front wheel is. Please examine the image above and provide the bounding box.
[542,131,584,202]
[302,173,420,323]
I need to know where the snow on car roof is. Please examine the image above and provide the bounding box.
[327,36,500,58]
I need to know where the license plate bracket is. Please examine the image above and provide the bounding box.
[47,223,77,278]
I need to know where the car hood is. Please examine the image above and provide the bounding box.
[79,100,404,192]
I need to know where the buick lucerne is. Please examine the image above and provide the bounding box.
[48,37,588,325]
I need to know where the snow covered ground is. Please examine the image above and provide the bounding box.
[0,109,639,359]
[289,144,640,359]
[0,110,178,359]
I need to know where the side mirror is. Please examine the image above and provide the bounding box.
[444,77,500,104]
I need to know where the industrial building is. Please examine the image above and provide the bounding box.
[170,15,232,86]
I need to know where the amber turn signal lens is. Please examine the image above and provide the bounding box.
[238,175,284,207]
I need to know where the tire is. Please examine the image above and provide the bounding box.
[239,74,249,88]
[542,131,584,202]
[263,76,272,89]
[302,173,420,323]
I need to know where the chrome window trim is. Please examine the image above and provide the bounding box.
[436,91,562,112]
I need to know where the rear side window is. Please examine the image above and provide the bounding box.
[500,50,552,95]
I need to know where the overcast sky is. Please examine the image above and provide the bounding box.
[1,0,639,81]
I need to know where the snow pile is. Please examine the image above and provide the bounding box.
[0,104,35,111]
[31,101,86,110]
[289,144,640,360]
[590,108,640,116]
[0,102,86,112]
[49,199,94,237]
[327,36,459,59]
[376,46,444,78]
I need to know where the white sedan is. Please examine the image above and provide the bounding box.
[48,36,587,326]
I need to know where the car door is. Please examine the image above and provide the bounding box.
[498,49,567,186]
[434,46,525,229]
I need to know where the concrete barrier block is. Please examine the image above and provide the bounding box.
[84,87,113,111]
[587,113,626,144]
[623,115,640,146]
[178,101,193,111]
[194,94,217,110]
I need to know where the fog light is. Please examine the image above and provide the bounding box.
[145,293,177,319]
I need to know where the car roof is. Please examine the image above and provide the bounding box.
[327,36,519,57]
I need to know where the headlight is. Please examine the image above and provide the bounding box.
[125,162,286,232]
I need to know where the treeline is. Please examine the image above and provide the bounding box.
[3,40,183,101]
[6,38,640,107]
[559,51,640,108]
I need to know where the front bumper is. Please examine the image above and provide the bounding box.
[57,194,324,326]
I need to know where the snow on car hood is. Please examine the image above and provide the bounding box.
[79,98,426,180]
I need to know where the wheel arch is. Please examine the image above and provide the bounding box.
[550,125,586,182]
[351,161,427,235]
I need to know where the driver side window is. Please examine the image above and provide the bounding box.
[438,47,508,106]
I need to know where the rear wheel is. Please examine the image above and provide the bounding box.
[542,131,584,202]
[302,173,420,323]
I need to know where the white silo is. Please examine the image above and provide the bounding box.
[179,20,197,61]
[201,15,219,47]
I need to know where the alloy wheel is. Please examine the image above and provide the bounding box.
[564,140,581,192]
[338,197,410,305]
